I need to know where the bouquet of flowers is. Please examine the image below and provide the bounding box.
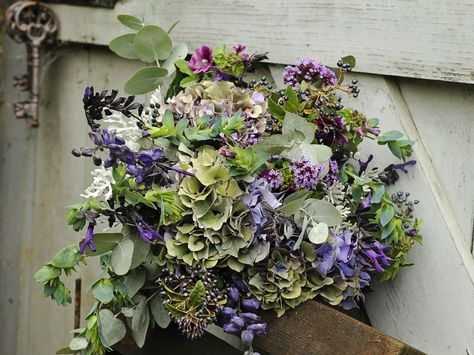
[35,15,422,355]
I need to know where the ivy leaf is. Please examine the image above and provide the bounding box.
[188,280,206,308]
[51,245,82,269]
[150,295,171,328]
[111,238,134,276]
[308,222,329,244]
[117,14,144,30]
[124,67,168,95]
[109,34,139,60]
[134,25,172,63]
[99,309,126,347]
[92,279,115,303]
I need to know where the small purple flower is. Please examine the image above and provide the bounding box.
[324,160,339,186]
[79,223,96,254]
[242,298,261,311]
[222,307,235,318]
[229,287,240,303]
[387,160,417,174]
[231,316,245,328]
[241,329,254,345]
[138,149,163,166]
[212,67,233,81]
[223,323,241,335]
[261,169,283,189]
[83,86,94,101]
[135,219,162,242]
[358,191,372,210]
[358,154,374,175]
[283,59,336,87]
[189,45,213,74]
[241,312,261,324]
[247,323,267,336]
[289,157,323,190]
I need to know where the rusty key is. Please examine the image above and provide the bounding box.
[5,1,58,127]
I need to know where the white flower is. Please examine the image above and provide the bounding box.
[103,110,144,151]
[82,167,115,200]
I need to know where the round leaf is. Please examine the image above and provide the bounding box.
[124,67,168,95]
[111,238,134,276]
[150,295,170,328]
[51,245,81,269]
[99,309,126,347]
[69,337,88,351]
[92,279,115,303]
[134,25,172,63]
[123,269,146,298]
[117,14,144,30]
[308,222,329,244]
[85,233,123,257]
[109,34,139,60]
[295,199,342,227]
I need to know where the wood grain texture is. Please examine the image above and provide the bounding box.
[49,0,474,84]
[254,300,425,355]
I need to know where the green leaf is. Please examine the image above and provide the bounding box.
[124,67,168,95]
[370,183,385,204]
[56,347,75,354]
[111,238,134,276]
[281,142,332,165]
[378,130,404,143]
[131,296,150,348]
[109,34,139,60]
[252,134,292,155]
[268,98,286,121]
[341,55,356,68]
[295,199,342,227]
[123,269,146,298]
[188,280,206,308]
[92,279,115,303]
[69,337,88,351]
[117,14,144,30]
[162,43,189,76]
[283,86,298,112]
[34,265,61,283]
[167,20,179,34]
[134,25,172,63]
[380,204,395,227]
[175,59,194,76]
[51,245,82,269]
[99,309,126,347]
[283,112,315,143]
[280,190,311,216]
[150,295,171,328]
[85,233,123,257]
[308,222,329,244]
[388,141,402,160]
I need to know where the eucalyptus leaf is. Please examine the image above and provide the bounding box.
[134,25,172,63]
[281,142,332,165]
[85,233,123,257]
[378,130,404,143]
[123,269,146,298]
[111,238,134,276]
[283,112,315,143]
[150,295,171,328]
[117,14,144,30]
[308,222,329,244]
[92,278,115,303]
[69,337,88,351]
[34,265,61,283]
[98,309,126,347]
[124,67,168,95]
[295,199,342,227]
[109,34,139,60]
[130,236,151,269]
[131,296,150,348]
[162,43,189,75]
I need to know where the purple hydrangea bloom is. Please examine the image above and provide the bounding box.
[283,58,337,87]
[289,157,323,190]
[79,223,96,254]
[189,45,213,74]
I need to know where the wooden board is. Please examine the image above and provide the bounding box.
[48,0,474,84]
[255,300,425,355]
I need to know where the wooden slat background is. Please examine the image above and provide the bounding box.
[49,0,474,84]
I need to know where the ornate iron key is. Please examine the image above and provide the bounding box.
[5,1,58,127]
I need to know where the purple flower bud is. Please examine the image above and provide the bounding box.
[231,316,245,328]
[242,298,260,311]
[247,323,267,336]
[241,329,254,345]
[79,223,96,254]
[221,307,235,318]
[241,312,261,324]
[223,322,241,335]
[229,287,239,303]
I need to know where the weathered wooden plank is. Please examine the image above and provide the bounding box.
[255,300,425,355]
[48,0,474,84]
